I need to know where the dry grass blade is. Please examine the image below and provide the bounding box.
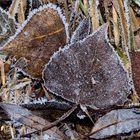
[83,0,88,10]
[113,0,128,49]
[0,60,5,85]
[112,6,120,47]
[79,0,88,16]
[130,7,140,31]
[124,0,135,51]
[18,0,27,24]
[8,0,20,17]
[89,0,99,31]
[64,1,69,23]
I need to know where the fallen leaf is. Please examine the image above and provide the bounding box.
[90,108,140,139]
[43,24,130,109]
[0,103,66,139]
[130,52,140,96]
[1,4,69,78]
[70,16,91,43]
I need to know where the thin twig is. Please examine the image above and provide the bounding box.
[0,60,5,85]
[21,105,77,137]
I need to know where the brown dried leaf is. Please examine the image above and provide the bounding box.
[130,52,140,96]
[1,4,69,78]
[90,108,140,139]
[43,24,130,109]
[0,103,65,139]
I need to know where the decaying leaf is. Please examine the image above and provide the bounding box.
[90,108,140,139]
[1,3,69,78]
[130,52,140,96]
[0,7,17,47]
[70,16,91,43]
[0,103,66,139]
[43,24,130,109]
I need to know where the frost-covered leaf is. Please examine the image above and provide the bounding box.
[0,103,65,139]
[43,24,130,109]
[71,16,91,43]
[0,7,17,47]
[1,4,69,78]
[90,108,140,139]
[130,52,140,97]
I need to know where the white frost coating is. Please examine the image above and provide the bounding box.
[43,134,51,139]
[1,3,69,49]
[28,0,33,8]
[80,104,87,112]
[124,0,131,49]
[31,97,48,104]
[77,113,86,119]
